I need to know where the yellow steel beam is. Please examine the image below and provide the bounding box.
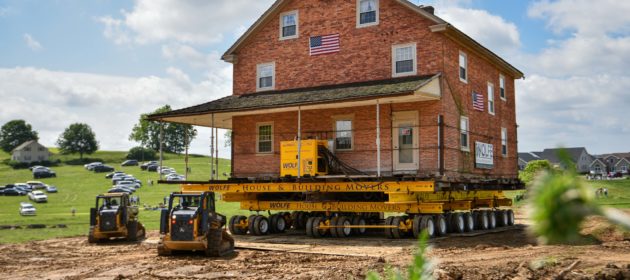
[181,180,435,194]
[240,200,444,214]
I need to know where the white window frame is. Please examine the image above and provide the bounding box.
[501,127,508,157]
[333,115,354,151]
[460,116,470,152]
[356,0,379,28]
[256,62,275,92]
[499,74,506,101]
[391,43,417,77]
[488,82,495,115]
[256,122,274,154]
[459,51,468,83]
[279,10,299,40]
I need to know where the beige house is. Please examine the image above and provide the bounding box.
[11,140,51,163]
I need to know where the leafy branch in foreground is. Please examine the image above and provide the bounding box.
[366,231,433,280]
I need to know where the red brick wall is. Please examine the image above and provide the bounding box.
[229,0,519,179]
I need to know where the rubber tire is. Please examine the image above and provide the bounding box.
[420,216,436,238]
[506,209,515,226]
[88,227,100,244]
[253,216,270,236]
[450,213,465,233]
[463,212,475,232]
[477,211,489,230]
[384,216,395,239]
[305,216,315,237]
[496,210,508,227]
[412,216,422,238]
[311,217,325,238]
[247,215,258,235]
[274,214,287,233]
[126,221,138,241]
[228,216,237,234]
[269,214,279,233]
[329,217,340,238]
[435,215,447,236]
[487,211,497,229]
[391,216,403,239]
[336,216,352,238]
[351,216,367,235]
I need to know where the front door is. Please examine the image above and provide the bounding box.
[392,111,419,172]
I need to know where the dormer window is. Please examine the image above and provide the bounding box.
[257,62,275,92]
[357,0,378,27]
[280,10,298,40]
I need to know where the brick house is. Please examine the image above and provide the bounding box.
[150,0,523,184]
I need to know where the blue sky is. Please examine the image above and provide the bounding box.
[0,0,628,156]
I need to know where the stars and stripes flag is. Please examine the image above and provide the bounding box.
[310,34,340,56]
[472,92,485,111]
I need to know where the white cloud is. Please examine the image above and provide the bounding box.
[23,33,42,51]
[0,67,232,155]
[98,0,274,45]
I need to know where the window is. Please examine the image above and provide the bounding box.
[594,164,601,173]
[392,43,417,77]
[622,165,628,172]
[501,127,508,156]
[25,147,31,151]
[280,10,298,39]
[334,119,353,150]
[38,147,45,151]
[460,116,469,151]
[499,75,506,100]
[488,82,495,115]
[459,52,467,83]
[256,123,273,153]
[357,0,378,27]
[256,62,275,91]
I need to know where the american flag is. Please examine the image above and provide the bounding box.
[472,92,485,111]
[310,34,340,56]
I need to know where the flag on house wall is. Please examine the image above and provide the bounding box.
[310,34,340,56]
[472,92,485,111]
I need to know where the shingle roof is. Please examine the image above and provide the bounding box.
[148,74,439,120]
[518,152,540,163]
[11,140,44,153]
[532,147,588,165]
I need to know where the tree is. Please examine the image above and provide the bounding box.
[0,120,39,153]
[57,123,99,159]
[519,160,553,185]
[127,146,157,161]
[129,105,197,154]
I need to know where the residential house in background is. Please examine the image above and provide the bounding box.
[590,153,630,176]
[11,140,51,163]
[518,147,593,174]
[517,152,540,170]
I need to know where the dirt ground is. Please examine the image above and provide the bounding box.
[1,215,630,280]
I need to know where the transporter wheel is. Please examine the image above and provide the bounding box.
[506,209,515,226]
[336,216,352,238]
[296,212,310,230]
[384,216,395,239]
[247,215,258,235]
[412,216,422,238]
[329,217,340,238]
[305,216,315,237]
[450,213,465,234]
[230,216,248,235]
[390,216,403,239]
[270,214,287,233]
[496,210,508,227]
[228,216,237,234]
[463,212,475,232]
[419,216,436,238]
[311,217,326,238]
[253,216,270,236]
[435,215,447,236]
[487,211,497,229]
[477,211,489,230]
[351,216,367,235]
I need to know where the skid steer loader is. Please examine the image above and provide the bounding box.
[157,191,234,257]
[88,193,146,243]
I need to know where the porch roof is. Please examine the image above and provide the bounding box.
[148,74,441,129]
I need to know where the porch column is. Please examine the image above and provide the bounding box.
[210,114,215,180]
[297,106,302,180]
[159,123,164,181]
[376,100,381,177]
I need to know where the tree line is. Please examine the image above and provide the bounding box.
[0,105,196,160]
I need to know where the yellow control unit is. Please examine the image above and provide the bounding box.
[280,140,328,177]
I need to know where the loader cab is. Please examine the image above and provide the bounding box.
[93,194,129,232]
[160,192,220,241]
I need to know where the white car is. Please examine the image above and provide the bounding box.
[27,181,46,190]
[28,190,48,203]
[19,202,36,216]
[115,180,141,189]
[166,174,185,181]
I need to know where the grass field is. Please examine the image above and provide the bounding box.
[0,149,250,244]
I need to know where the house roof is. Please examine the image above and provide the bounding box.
[590,158,607,167]
[615,157,630,167]
[532,147,588,165]
[148,74,440,121]
[518,152,540,163]
[11,140,43,153]
[221,0,523,79]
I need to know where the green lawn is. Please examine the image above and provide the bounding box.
[0,150,249,244]
[587,178,630,208]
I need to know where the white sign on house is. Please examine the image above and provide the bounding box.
[475,142,494,169]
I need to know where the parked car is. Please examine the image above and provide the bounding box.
[14,186,32,194]
[105,171,125,179]
[115,180,140,189]
[14,183,33,191]
[146,164,159,172]
[29,165,44,171]
[140,161,158,170]
[2,188,27,196]
[33,169,56,179]
[26,181,46,190]
[166,174,185,181]
[113,176,136,185]
[19,202,36,216]
[28,191,48,203]
[84,162,102,170]
[93,165,115,173]
[45,185,58,193]
[122,160,139,166]
[108,188,133,194]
